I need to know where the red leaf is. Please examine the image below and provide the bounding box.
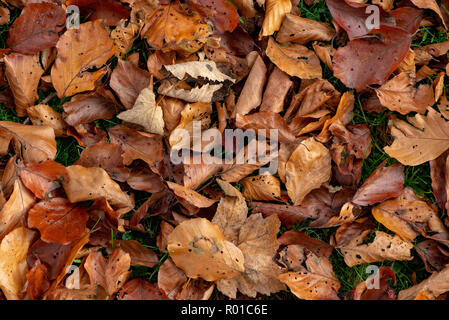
[326,0,395,40]
[390,7,423,34]
[27,198,89,245]
[19,160,68,199]
[7,3,66,54]
[333,26,412,91]
[187,0,239,33]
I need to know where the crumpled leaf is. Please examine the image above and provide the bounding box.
[0,121,56,163]
[372,199,446,241]
[164,59,235,83]
[0,227,36,300]
[285,137,331,205]
[51,20,116,98]
[117,88,165,135]
[266,37,322,79]
[259,0,292,37]
[27,104,67,137]
[167,217,245,281]
[353,266,397,300]
[385,108,449,166]
[27,198,89,245]
[260,67,293,113]
[113,240,158,268]
[166,181,216,208]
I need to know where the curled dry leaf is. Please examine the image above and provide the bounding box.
[260,67,293,113]
[117,88,165,135]
[166,181,216,208]
[385,108,449,166]
[113,240,158,268]
[285,137,332,205]
[27,198,89,245]
[372,199,446,241]
[0,227,36,300]
[51,20,116,98]
[266,37,322,79]
[167,218,245,281]
[353,266,397,300]
[259,0,292,37]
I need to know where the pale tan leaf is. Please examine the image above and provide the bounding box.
[260,0,292,37]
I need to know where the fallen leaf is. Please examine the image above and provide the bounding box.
[167,218,245,281]
[241,174,281,201]
[266,37,322,79]
[285,137,331,205]
[277,14,335,44]
[118,278,168,300]
[51,20,116,98]
[260,0,292,37]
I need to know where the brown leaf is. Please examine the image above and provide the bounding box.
[19,160,67,199]
[241,174,281,201]
[260,0,292,37]
[333,26,412,91]
[285,137,331,205]
[278,230,334,258]
[51,20,116,98]
[84,248,131,296]
[108,124,163,166]
[62,165,134,214]
[335,230,413,267]
[27,104,67,137]
[232,54,267,116]
[27,198,89,245]
[372,199,446,241]
[415,240,449,272]
[0,227,36,300]
[24,260,50,300]
[118,278,168,300]
[0,180,35,239]
[352,162,404,206]
[142,2,212,53]
[398,264,449,300]
[110,59,151,110]
[113,240,158,268]
[4,53,44,116]
[376,72,434,114]
[167,217,245,281]
[266,37,322,79]
[62,92,118,127]
[66,0,130,26]
[353,266,397,300]
[236,111,296,143]
[75,142,130,182]
[277,14,335,44]
[260,67,293,113]
[410,0,447,28]
[166,181,216,208]
[7,3,65,54]
[384,108,449,166]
